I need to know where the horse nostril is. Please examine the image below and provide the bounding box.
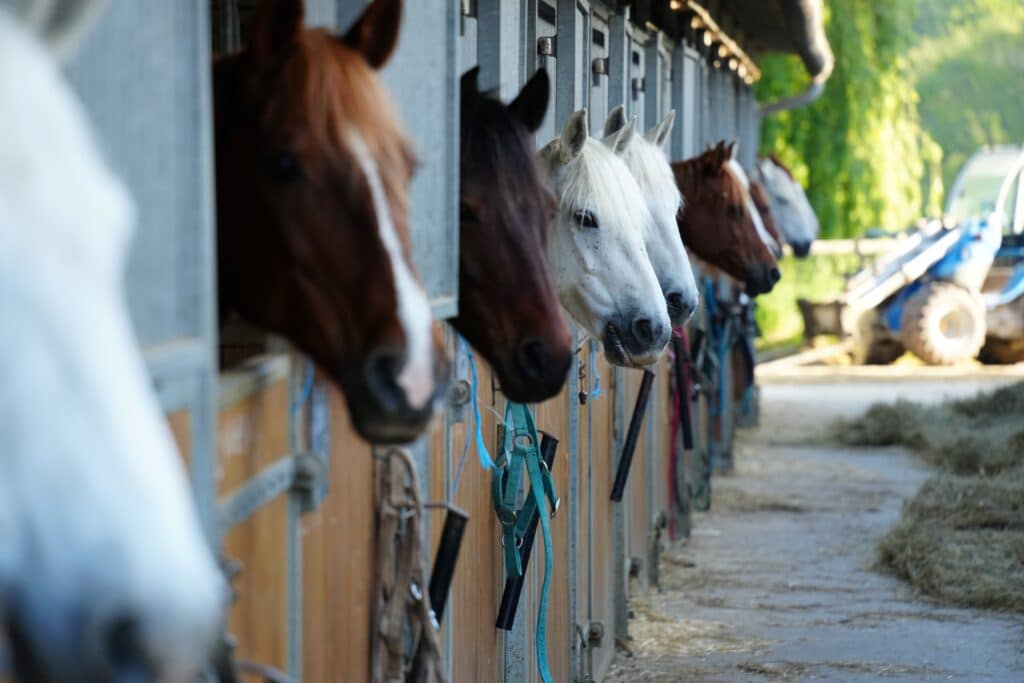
[631,317,656,346]
[104,615,150,681]
[365,349,406,413]
[666,292,696,324]
[768,267,781,285]
[516,338,550,381]
[793,241,811,257]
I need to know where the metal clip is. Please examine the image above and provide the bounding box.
[631,77,645,92]
[537,35,556,58]
[592,57,608,75]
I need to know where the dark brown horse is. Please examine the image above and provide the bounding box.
[452,67,572,401]
[214,0,448,443]
[673,142,779,295]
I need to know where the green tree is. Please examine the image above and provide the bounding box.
[756,1,942,238]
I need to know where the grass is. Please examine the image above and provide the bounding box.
[837,382,1024,611]
[755,253,862,349]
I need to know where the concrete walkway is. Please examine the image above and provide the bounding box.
[608,378,1024,682]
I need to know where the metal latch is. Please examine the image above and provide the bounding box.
[537,35,557,58]
[631,77,645,93]
[592,57,608,76]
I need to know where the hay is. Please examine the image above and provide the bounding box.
[835,382,1024,474]
[878,467,1024,612]
[840,383,1024,612]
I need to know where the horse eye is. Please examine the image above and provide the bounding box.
[266,150,302,183]
[573,209,598,229]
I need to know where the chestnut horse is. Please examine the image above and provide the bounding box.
[452,67,572,401]
[673,142,780,296]
[214,0,448,443]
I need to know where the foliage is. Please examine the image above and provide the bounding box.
[754,253,861,348]
[756,1,942,238]
[909,0,1024,190]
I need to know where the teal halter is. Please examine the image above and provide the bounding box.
[492,401,558,683]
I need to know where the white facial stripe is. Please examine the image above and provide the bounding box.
[727,159,780,254]
[348,133,434,409]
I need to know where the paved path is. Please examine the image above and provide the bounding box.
[608,378,1024,682]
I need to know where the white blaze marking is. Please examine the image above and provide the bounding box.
[348,133,434,409]
[728,159,780,255]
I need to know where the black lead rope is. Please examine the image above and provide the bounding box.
[610,369,656,502]
[673,336,695,451]
[428,505,469,624]
[495,432,559,631]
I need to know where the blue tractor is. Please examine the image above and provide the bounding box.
[800,146,1024,365]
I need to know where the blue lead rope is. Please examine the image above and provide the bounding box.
[451,337,494,496]
[492,402,557,683]
[589,344,603,399]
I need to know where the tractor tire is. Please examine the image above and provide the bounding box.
[901,283,986,366]
[978,337,1024,365]
[850,310,903,365]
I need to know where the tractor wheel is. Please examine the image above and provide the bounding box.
[850,310,903,365]
[978,338,1024,365]
[901,283,986,365]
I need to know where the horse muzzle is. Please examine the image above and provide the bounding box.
[602,315,670,368]
[496,336,573,403]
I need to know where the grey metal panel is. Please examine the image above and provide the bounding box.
[477,0,523,99]
[643,33,670,131]
[626,24,646,124]
[607,11,627,110]
[67,0,219,537]
[588,11,609,132]
[458,9,478,73]
[671,44,701,160]
[304,0,336,28]
[530,2,558,143]
[378,1,461,318]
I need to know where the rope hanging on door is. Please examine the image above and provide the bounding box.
[371,448,446,683]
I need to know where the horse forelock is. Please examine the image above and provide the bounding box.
[623,135,683,218]
[768,153,795,180]
[559,138,653,242]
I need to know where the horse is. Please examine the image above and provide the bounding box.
[725,152,783,260]
[749,177,785,259]
[451,67,572,401]
[602,105,699,326]
[673,142,780,296]
[0,1,223,680]
[540,109,671,367]
[754,154,819,257]
[214,0,448,444]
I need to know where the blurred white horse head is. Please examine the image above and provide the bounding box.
[603,105,699,327]
[755,155,820,257]
[540,109,670,367]
[0,1,223,680]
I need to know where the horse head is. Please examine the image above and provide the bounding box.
[603,105,699,326]
[540,110,670,368]
[452,67,572,401]
[0,1,223,679]
[673,142,780,296]
[755,155,819,257]
[214,0,449,444]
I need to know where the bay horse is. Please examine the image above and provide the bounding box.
[540,110,671,367]
[603,105,699,326]
[214,0,449,444]
[452,67,572,401]
[755,155,820,257]
[0,1,223,680]
[673,142,780,296]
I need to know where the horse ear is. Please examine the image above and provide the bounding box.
[559,109,589,161]
[342,0,403,70]
[509,69,550,133]
[603,115,635,155]
[249,0,304,61]
[461,66,481,100]
[645,110,675,148]
[602,105,628,139]
[726,140,738,159]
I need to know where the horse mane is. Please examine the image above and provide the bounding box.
[461,90,555,221]
[550,137,653,240]
[621,134,683,216]
[767,153,795,180]
[290,29,416,217]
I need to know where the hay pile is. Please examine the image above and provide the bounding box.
[838,382,1024,612]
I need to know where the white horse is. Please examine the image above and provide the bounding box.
[755,155,820,257]
[602,105,699,326]
[540,109,671,367]
[0,2,223,680]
